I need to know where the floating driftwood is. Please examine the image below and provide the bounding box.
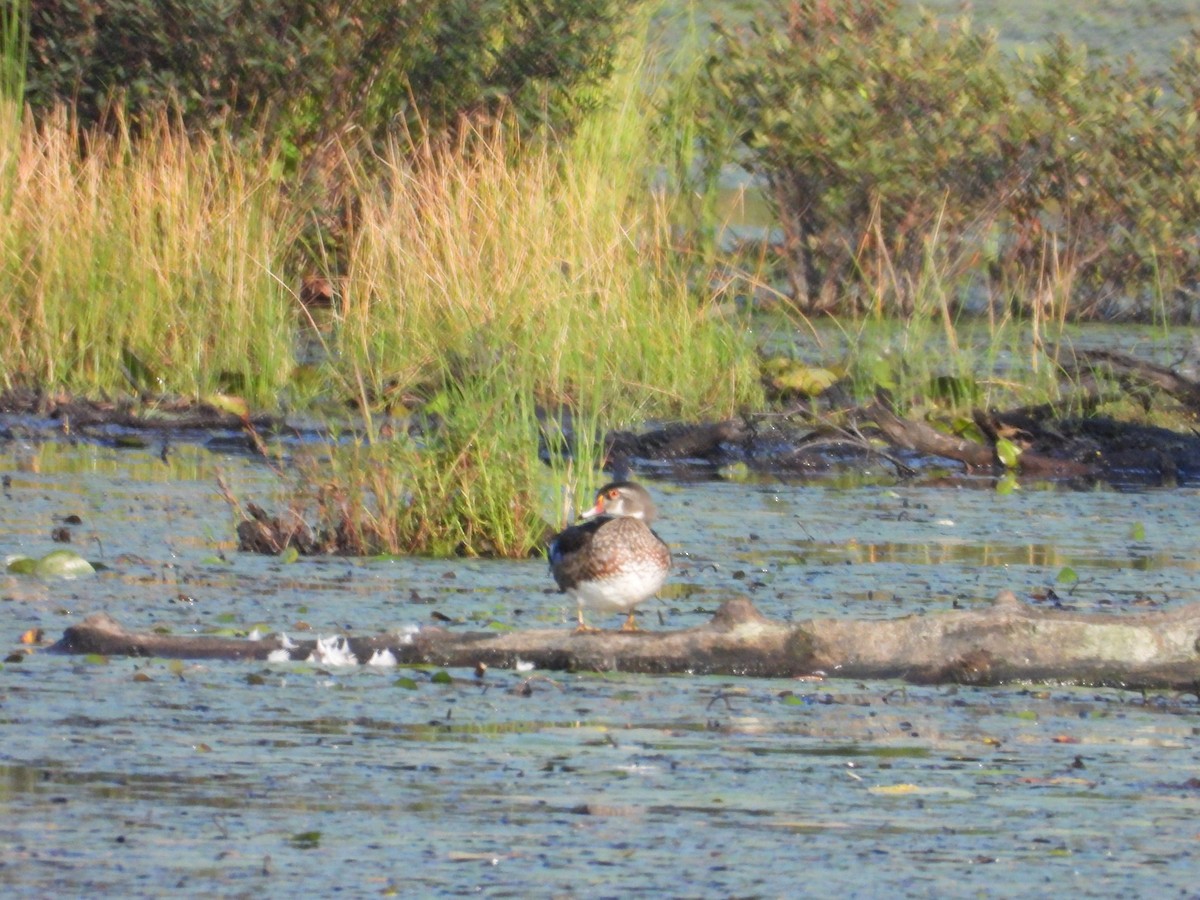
[50,594,1200,690]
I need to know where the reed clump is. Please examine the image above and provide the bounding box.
[304,84,763,556]
[0,108,296,403]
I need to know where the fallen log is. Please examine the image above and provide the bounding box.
[49,593,1200,690]
[864,400,1094,478]
[1053,344,1200,410]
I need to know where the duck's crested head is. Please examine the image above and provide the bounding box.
[580,481,658,522]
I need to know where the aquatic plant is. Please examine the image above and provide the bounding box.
[280,29,763,557]
[0,109,297,404]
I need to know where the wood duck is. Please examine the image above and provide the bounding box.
[548,481,672,632]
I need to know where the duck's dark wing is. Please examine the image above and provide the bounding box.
[548,517,607,562]
[547,516,610,587]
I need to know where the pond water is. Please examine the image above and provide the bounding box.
[1,437,1199,897]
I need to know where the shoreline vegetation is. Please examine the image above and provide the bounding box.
[4,0,1200,557]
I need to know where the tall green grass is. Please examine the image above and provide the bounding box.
[0,0,26,108]
[842,210,1071,414]
[302,32,764,556]
[335,136,756,423]
[0,6,763,558]
[0,110,297,404]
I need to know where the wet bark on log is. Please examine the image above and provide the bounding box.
[50,594,1200,690]
[1053,345,1200,410]
[605,420,749,463]
[0,389,281,432]
[864,401,1095,478]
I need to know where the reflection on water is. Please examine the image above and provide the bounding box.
[1,440,1199,894]
[766,538,1194,573]
[6,438,232,481]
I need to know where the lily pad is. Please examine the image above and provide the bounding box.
[203,392,250,420]
[6,556,36,575]
[762,358,841,397]
[33,550,96,579]
[995,438,1022,469]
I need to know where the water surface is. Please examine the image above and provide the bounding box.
[0,439,1198,897]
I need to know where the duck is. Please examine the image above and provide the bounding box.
[548,481,672,632]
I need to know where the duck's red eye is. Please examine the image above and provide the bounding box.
[607,489,619,499]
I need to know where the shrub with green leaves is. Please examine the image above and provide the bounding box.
[24,0,638,152]
[1006,38,1200,316]
[699,0,1200,320]
[701,0,1017,312]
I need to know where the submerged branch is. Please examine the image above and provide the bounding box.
[50,595,1200,690]
[864,399,1095,478]
[1053,345,1200,410]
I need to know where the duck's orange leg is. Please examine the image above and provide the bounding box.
[574,608,602,634]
